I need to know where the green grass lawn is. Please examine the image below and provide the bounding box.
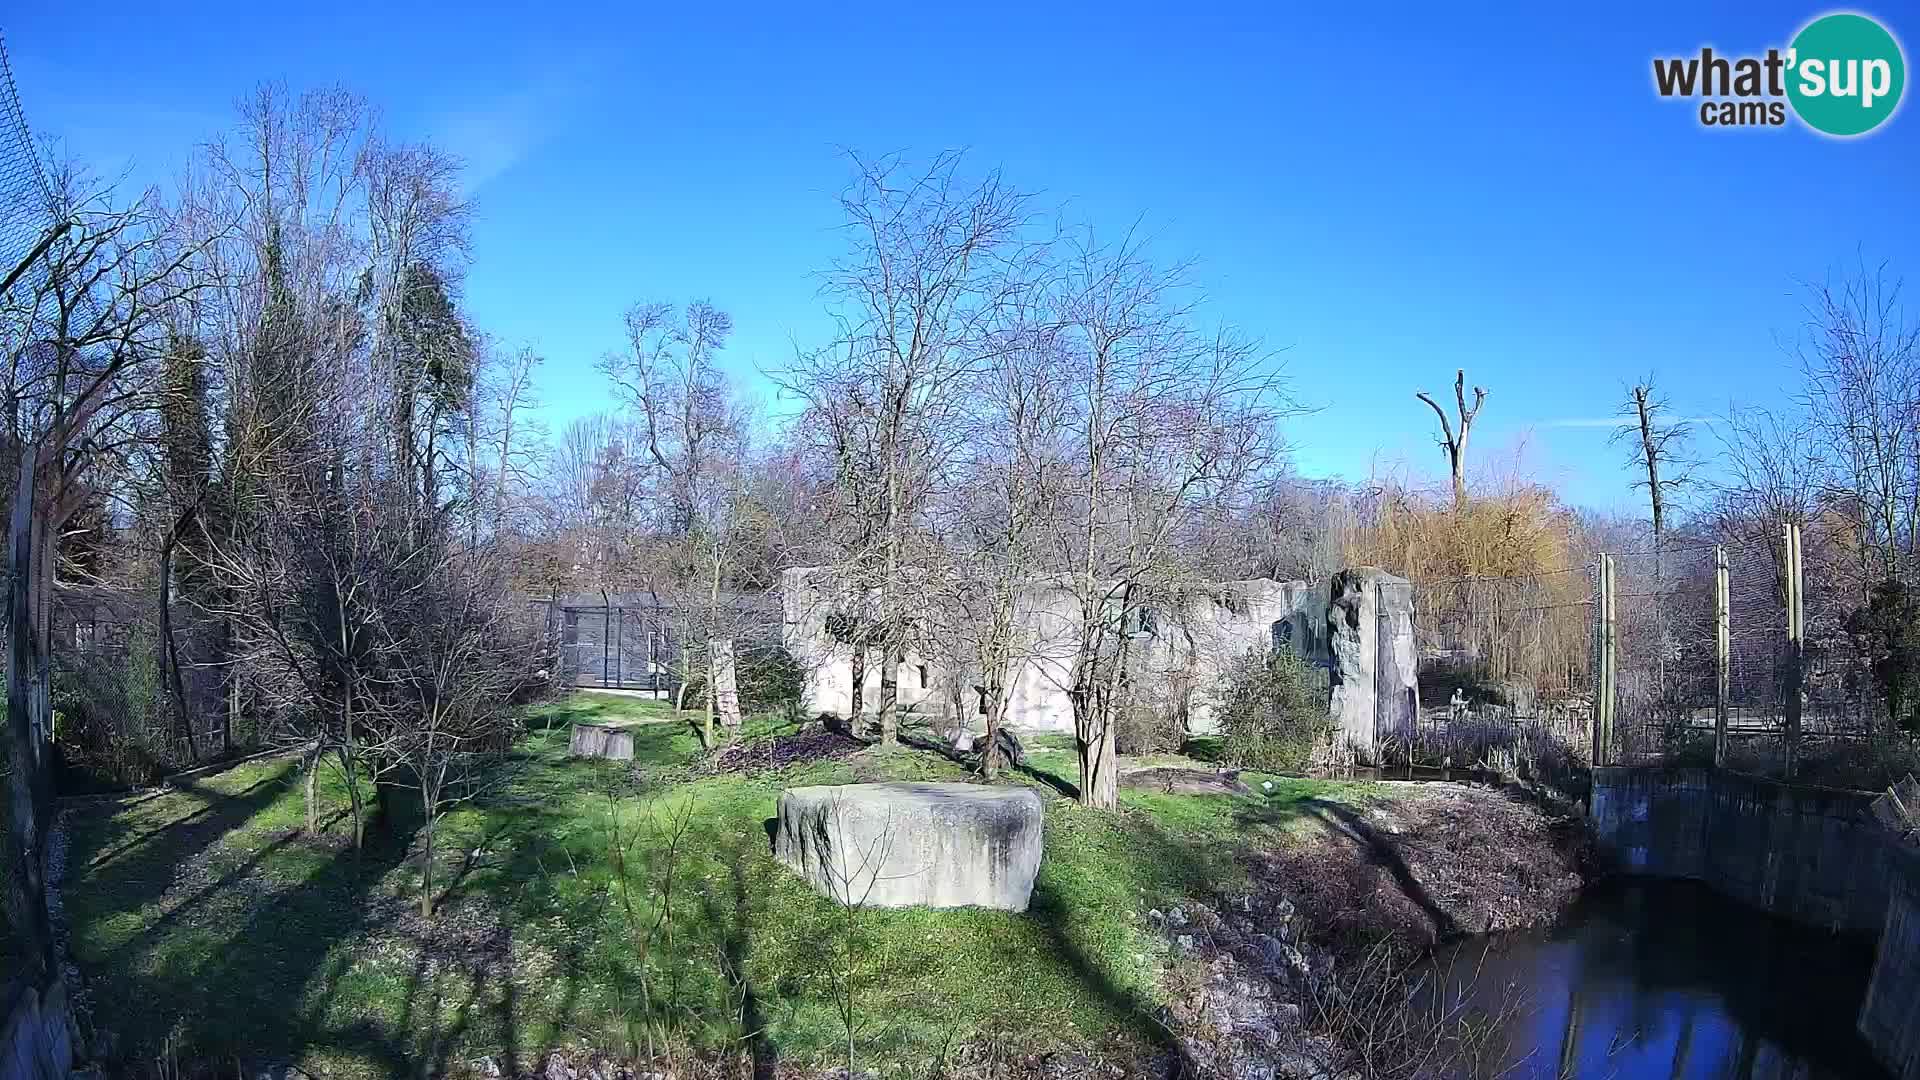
[62,692,1377,1077]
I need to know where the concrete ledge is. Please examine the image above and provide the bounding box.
[1590,766,1891,932]
[1864,844,1920,1080]
[1592,766,1920,1079]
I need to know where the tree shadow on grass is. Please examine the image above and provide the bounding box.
[692,839,779,1079]
[1016,760,1080,800]
[88,807,420,1074]
[1019,805,1264,1073]
[1025,877,1182,1063]
[71,767,296,919]
[71,758,563,1078]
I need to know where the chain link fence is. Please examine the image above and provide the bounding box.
[1,31,60,331]
[1393,523,1905,786]
[1396,566,1595,777]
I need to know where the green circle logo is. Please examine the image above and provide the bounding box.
[1787,12,1906,136]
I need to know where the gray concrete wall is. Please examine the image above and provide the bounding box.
[1590,767,1897,932]
[0,977,73,1080]
[1591,767,1920,1079]
[1863,846,1920,1080]
[781,568,1331,735]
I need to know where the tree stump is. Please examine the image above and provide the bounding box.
[568,722,636,761]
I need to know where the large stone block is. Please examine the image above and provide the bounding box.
[774,782,1045,911]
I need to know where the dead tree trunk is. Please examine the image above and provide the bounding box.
[1416,369,1487,509]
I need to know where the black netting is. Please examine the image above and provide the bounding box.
[0,33,54,273]
[0,31,61,345]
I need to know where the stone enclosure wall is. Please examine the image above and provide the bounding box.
[1591,767,1920,1079]
[1864,853,1920,1080]
[782,565,1417,758]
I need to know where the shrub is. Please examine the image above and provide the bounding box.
[52,632,178,790]
[680,644,806,719]
[1215,647,1331,773]
[1115,702,1185,755]
[1849,580,1920,733]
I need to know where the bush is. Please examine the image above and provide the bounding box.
[52,632,179,790]
[1115,702,1185,755]
[1849,580,1920,733]
[1214,648,1331,773]
[680,644,805,718]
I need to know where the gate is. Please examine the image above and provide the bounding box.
[559,603,679,695]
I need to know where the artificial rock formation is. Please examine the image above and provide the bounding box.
[774,782,1045,911]
[1327,567,1418,763]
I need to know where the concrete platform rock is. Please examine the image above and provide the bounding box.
[774,782,1045,911]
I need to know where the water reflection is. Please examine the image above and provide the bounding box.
[1419,878,1890,1079]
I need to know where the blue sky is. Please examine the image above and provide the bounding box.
[7,2,1916,510]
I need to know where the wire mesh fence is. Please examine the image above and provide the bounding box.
[0,32,59,323]
[556,602,681,695]
[1606,531,1885,771]
[1396,526,1896,781]
[1395,566,1595,772]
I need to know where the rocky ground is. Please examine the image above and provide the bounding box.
[1161,781,1588,1080]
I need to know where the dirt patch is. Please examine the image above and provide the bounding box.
[1248,782,1588,964]
[1156,782,1588,1079]
[349,894,516,981]
[709,729,864,774]
[1119,767,1253,797]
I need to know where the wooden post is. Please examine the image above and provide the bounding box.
[1591,560,1604,768]
[1593,554,1616,768]
[1784,522,1804,779]
[1714,545,1730,768]
[1606,554,1618,765]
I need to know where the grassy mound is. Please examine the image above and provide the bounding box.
[62,692,1380,1077]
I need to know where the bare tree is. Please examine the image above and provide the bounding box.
[597,299,776,745]
[1613,378,1694,546]
[925,290,1071,776]
[1709,404,1820,544]
[780,151,1032,746]
[548,412,652,599]
[2,156,212,982]
[1612,377,1696,695]
[1048,228,1290,809]
[1796,264,1919,586]
[1416,369,1487,509]
[597,300,735,535]
[476,343,547,533]
[381,539,533,916]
